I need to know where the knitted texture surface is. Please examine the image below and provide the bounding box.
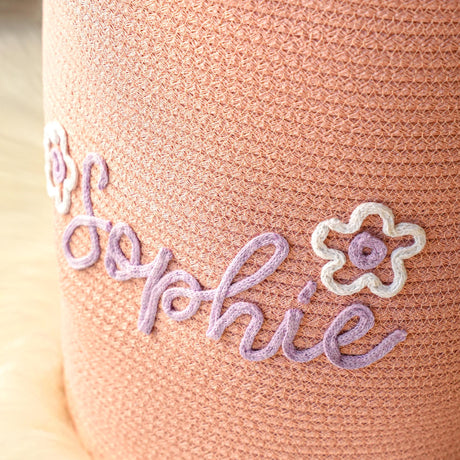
[43,1,460,459]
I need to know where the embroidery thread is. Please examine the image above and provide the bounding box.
[311,202,426,298]
[298,280,317,304]
[44,121,78,214]
[57,151,413,370]
[62,153,112,269]
[322,304,407,370]
[348,231,388,270]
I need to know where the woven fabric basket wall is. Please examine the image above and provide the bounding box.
[43,1,459,459]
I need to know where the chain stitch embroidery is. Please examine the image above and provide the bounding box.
[62,153,112,269]
[311,202,426,298]
[52,138,423,369]
[297,280,317,304]
[348,231,388,270]
[323,304,407,370]
[51,147,66,184]
[44,121,78,214]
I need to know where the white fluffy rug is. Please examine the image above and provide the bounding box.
[0,2,90,459]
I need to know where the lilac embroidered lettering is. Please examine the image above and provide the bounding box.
[138,232,291,361]
[105,222,172,281]
[139,270,202,333]
[282,306,365,363]
[298,280,317,304]
[204,233,290,361]
[62,153,111,269]
[59,151,410,369]
[323,304,407,369]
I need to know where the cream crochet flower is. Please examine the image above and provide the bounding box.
[44,121,78,214]
[311,202,426,298]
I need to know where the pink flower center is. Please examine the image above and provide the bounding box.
[51,147,66,184]
[348,231,387,270]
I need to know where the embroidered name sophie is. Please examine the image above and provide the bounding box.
[44,121,427,370]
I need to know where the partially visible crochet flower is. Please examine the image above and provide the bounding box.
[311,202,426,298]
[44,121,78,214]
